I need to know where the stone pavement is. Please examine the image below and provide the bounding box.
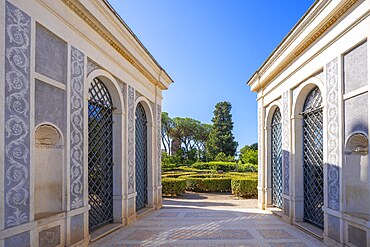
[90,192,324,247]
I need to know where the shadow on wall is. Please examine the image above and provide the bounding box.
[343,122,369,218]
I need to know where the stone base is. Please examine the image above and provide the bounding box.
[155,202,163,210]
[324,235,343,247]
[282,215,291,224]
[126,214,137,225]
[70,238,89,247]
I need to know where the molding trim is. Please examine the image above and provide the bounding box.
[61,0,167,89]
[252,0,359,92]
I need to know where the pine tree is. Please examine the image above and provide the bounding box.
[206,101,238,160]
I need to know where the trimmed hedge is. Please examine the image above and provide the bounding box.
[191,162,258,173]
[162,178,187,196]
[226,172,258,179]
[231,177,258,198]
[192,162,236,172]
[236,163,258,172]
[162,172,197,178]
[179,174,231,192]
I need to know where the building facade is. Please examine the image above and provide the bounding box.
[0,0,172,246]
[248,0,369,246]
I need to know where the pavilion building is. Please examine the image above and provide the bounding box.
[0,0,172,246]
[248,0,369,246]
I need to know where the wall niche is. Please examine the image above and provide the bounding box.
[35,124,64,220]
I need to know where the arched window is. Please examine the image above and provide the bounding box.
[135,102,148,211]
[271,108,282,208]
[88,77,114,231]
[302,86,324,229]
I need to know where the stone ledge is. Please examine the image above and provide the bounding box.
[293,221,324,240]
[89,223,122,243]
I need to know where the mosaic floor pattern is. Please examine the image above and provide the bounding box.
[89,193,324,247]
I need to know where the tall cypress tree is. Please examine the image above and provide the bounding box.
[206,101,238,159]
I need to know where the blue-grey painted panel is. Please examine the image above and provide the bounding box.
[344,93,368,138]
[70,47,84,209]
[70,213,84,244]
[36,24,67,84]
[327,215,340,243]
[4,1,31,228]
[348,225,366,247]
[39,225,60,247]
[344,42,367,94]
[327,165,340,211]
[35,79,66,134]
[4,231,30,247]
[283,198,289,216]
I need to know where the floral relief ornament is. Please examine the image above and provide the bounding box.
[5,2,31,227]
[128,86,135,192]
[70,47,84,209]
[326,58,340,211]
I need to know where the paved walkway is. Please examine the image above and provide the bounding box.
[90,192,324,247]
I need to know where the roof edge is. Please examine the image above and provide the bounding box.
[103,0,174,85]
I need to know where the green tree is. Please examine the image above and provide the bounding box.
[193,123,212,160]
[206,101,238,160]
[171,117,200,154]
[239,143,258,164]
[161,112,174,155]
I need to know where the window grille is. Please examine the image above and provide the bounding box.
[271,108,283,208]
[302,87,324,229]
[88,78,114,231]
[135,103,148,211]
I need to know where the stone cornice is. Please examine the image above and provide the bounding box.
[62,0,172,90]
[248,0,359,92]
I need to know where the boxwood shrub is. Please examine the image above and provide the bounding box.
[236,163,258,172]
[226,172,258,179]
[162,178,187,196]
[231,177,258,198]
[192,162,237,172]
[162,171,197,178]
[179,174,231,192]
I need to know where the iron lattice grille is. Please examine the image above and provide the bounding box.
[135,103,148,211]
[271,108,283,208]
[302,87,324,229]
[88,78,114,231]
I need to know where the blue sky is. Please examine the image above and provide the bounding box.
[108,0,314,149]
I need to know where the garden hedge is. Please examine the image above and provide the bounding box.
[162,171,197,178]
[231,177,258,198]
[191,162,258,173]
[162,178,187,196]
[179,174,231,192]
[191,162,236,172]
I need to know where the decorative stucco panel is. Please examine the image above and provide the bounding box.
[157,104,162,185]
[282,91,290,195]
[4,1,31,228]
[87,58,101,75]
[326,58,340,211]
[128,86,135,193]
[70,46,84,209]
[258,107,262,189]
